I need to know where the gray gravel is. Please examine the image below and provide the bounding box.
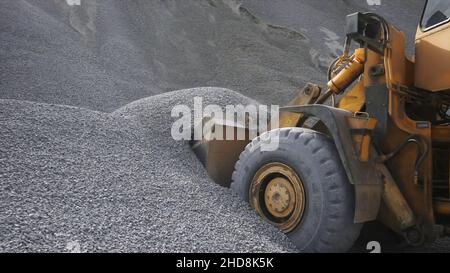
[241,0,426,58]
[1,0,449,252]
[0,0,322,111]
[0,88,296,252]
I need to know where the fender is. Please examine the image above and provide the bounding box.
[281,104,383,223]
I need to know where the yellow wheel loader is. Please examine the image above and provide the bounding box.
[192,0,450,252]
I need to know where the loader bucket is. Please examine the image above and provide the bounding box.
[190,117,256,187]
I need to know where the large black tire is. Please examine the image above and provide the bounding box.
[231,127,362,252]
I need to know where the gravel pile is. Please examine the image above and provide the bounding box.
[0,87,296,252]
[241,0,426,58]
[0,0,323,111]
[1,0,449,253]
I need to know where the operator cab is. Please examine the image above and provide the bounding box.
[415,0,450,92]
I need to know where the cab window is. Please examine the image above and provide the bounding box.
[421,0,450,30]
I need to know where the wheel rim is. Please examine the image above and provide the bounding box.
[249,162,306,233]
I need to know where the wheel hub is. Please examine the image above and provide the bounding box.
[264,177,295,218]
[250,162,306,233]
